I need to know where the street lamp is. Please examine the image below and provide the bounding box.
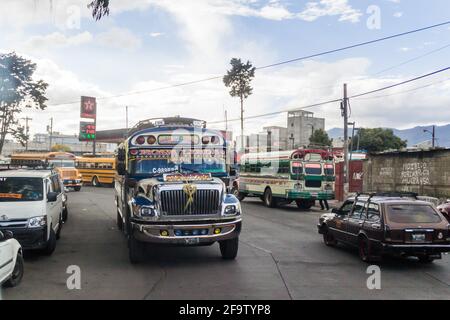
[423,126,436,148]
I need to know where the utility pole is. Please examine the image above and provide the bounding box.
[47,117,53,151]
[240,97,244,154]
[21,117,32,151]
[348,122,355,160]
[432,125,436,148]
[341,84,349,199]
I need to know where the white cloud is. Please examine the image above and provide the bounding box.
[149,32,164,37]
[298,0,362,23]
[393,12,403,18]
[23,31,93,50]
[96,27,142,50]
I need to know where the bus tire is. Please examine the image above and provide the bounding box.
[117,210,123,231]
[263,188,277,208]
[296,199,313,210]
[74,186,81,192]
[92,176,101,187]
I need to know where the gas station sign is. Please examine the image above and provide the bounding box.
[79,122,96,141]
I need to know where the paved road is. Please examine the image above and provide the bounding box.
[3,187,450,300]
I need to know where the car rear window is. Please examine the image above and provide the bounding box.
[386,204,442,223]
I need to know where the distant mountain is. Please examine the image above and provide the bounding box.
[327,124,450,148]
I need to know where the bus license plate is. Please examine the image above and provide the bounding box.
[185,238,200,245]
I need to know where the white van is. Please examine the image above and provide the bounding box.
[0,230,23,287]
[0,170,64,255]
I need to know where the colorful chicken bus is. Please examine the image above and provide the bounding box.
[115,117,242,263]
[10,152,82,191]
[238,149,335,209]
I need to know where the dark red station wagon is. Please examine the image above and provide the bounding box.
[318,192,450,263]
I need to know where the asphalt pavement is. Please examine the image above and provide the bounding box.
[3,187,450,300]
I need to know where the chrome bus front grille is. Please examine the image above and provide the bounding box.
[160,189,221,216]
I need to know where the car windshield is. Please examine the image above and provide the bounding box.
[0,177,43,202]
[131,158,226,176]
[386,204,442,223]
[48,160,75,168]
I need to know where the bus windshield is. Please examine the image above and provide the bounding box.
[48,160,76,168]
[131,158,226,176]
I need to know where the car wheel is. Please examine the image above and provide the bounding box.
[62,206,68,222]
[117,210,123,231]
[418,255,435,263]
[128,236,145,264]
[3,254,24,288]
[56,214,63,240]
[43,228,57,256]
[219,237,239,260]
[358,237,372,263]
[263,188,277,208]
[323,228,337,247]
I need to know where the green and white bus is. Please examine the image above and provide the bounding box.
[238,149,335,209]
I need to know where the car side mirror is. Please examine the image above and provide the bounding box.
[47,192,58,202]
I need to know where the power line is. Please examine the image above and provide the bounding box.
[47,20,450,108]
[353,76,450,101]
[348,66,450,99]
[209,65,450,125]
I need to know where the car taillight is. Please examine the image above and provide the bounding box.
[136,136,145,145]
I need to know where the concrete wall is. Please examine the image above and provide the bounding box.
[363,149,450,198]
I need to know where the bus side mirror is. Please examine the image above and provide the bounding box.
[126,178,137,188]
[117,162,126,176]
[117,149,126,162]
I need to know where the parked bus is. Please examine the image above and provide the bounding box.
[238,149,335,209]
[76,156,116,187]
[10,152,82,191]
[114,117,241,263]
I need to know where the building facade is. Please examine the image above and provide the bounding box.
[287,110,325,149]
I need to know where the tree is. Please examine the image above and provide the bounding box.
[223,58,256,152]
[88,0,110,20]
[355,128,407,153]
[0,52,48,154]
[51,144,72,153]
[309,129,332,147]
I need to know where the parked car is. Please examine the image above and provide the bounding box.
[318,192,450,263]
[0,170,64,255]
[0,230,24,287]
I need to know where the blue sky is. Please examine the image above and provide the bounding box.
[0,0,450,137]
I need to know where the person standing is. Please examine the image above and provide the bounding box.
[319,199,329,210]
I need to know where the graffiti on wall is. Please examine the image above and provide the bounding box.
[400,162,430,185]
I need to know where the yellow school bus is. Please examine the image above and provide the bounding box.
[75,157,116,187]
[10,152,83,191]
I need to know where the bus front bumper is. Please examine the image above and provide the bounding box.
[287,191,334,200]
[63,180,82,188]
[131,218,242,245]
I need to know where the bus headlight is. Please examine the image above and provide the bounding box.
[139,206,156,217]
[28,216,47,228]
[224,204,241,216]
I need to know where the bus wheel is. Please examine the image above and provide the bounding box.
[296,199,313,210]
[92,176,101,187]
[263,188,277,208]
[74,186,81,192]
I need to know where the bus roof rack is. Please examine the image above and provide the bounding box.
[128,117,206,136]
